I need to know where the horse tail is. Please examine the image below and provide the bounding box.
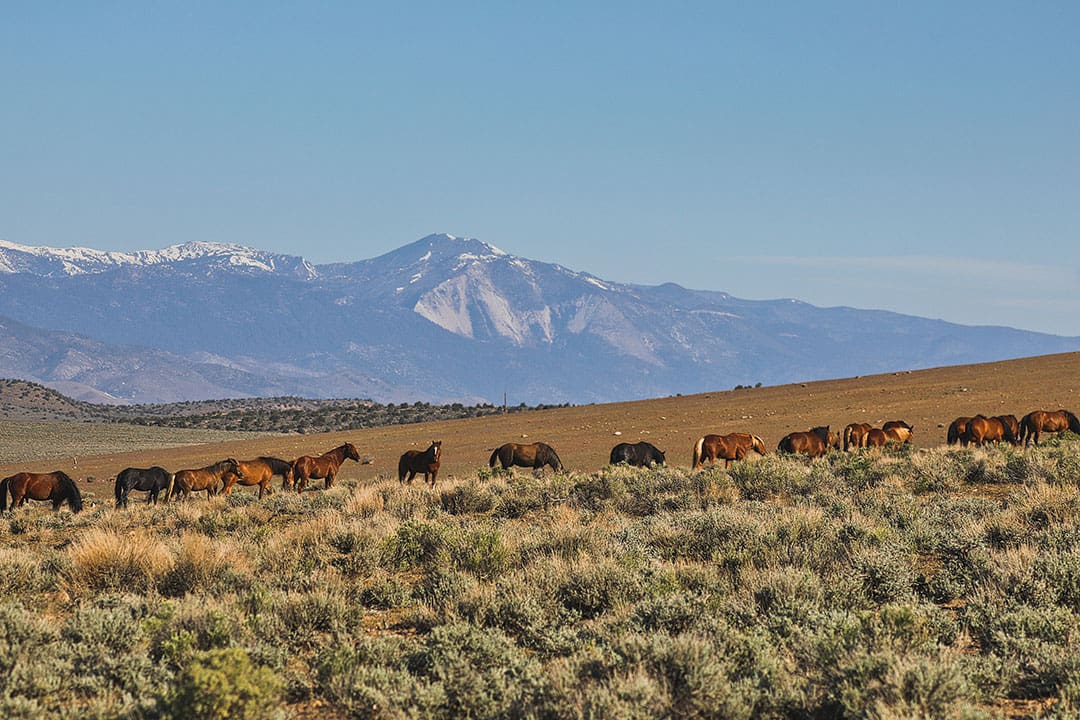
[56,471,83,513]
[1067,411,1080,434]
[165,474,176,503]
[0,477,8,511]
[777,436,791,454]
[692,437,704,469]
[114,472,125,508]
[489,447,501,468]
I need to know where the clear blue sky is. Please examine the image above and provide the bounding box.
[3,2,1078,335]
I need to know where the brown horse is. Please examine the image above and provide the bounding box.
[777,426,831,458]
[398,441,442,486]
[994,415,1021,446]
[692,433,767,469]
[843,423,873,451]
[1020,409,1080,447]
[962,415,1007,447]
[223,457,293,499]
[171,459,242,500]
[864,428,888,449]
[881,420,914,443]
[292,442,361,491]
[947,417,973,446]
[0,471,83,513]
[489,442,563,473]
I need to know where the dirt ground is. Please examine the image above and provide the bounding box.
[2,352,1077,504]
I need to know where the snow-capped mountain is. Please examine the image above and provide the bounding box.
[0,239,317,279]
[0,233,1075,403]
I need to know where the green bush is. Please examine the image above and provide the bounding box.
[160,647,283,720]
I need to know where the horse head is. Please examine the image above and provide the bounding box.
[345,443,361,461]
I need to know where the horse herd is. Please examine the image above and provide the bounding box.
[1,408,1077,514]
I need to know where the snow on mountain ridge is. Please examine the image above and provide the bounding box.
[0,239,316,278]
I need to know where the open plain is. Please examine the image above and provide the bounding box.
[1,352,1076,499]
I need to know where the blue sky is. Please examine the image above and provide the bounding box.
[3,2,1078,335]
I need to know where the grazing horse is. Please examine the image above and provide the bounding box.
[224,457,293,499]
[963,415,1007,447]
[843,423,873,451]
[0,471,83,513]
[114,466,174,508]
[1020,409,1080,447]
[692,433,766,469]
[610,441,666,468]
[292,442,361,491]
[489,442,564,473]
[881,420,914,443]
[947,417,973,446]
[994,415,1021,446]
[171,459,241,501]
[398,441,442,486]
[777,426,831,458]
[864,428,888,449]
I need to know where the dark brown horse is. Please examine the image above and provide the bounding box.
[171,459,241,500]
[777,426,831,458]
[0,471,83,513]
[1020,409,1080,446]
[947,417,973,446]
[398,441,442,486]
[843,423,873,451]
[292,442,361,491]
[115,466,173,508]
[692,433,767,469]
[881,420,914,443]
[224,457,293,499]
[489,442,563,473]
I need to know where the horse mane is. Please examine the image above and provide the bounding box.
[751,435,767,455]
[540,443,564,472]
[54,471,83,512]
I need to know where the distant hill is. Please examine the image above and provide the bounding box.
[0,378,557,433]
[0,234,1076,404]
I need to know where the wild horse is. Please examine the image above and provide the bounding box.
[489,442,564,473]
[1020,409,1080,446]
[115,466,173,508]
[398,441,442,486]
[1,471,83,513]
[691,433,766,469]
[171,459,242,500]
[610,441,666,468]
[292,443,361,491]
[224,457,294,499]
[777,426,832,458]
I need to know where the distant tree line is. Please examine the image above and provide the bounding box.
[0,379,571,432]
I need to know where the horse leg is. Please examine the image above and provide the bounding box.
[325,471,335,490]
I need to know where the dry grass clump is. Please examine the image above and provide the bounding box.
[65,527,172,594]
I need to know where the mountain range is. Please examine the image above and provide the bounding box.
[0,234,1075,404]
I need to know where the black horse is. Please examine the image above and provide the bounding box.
[609,441,666,467]
[114,466,174,508]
